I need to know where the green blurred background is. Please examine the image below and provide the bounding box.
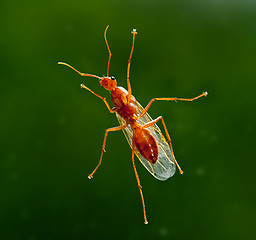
[1,0,255,239]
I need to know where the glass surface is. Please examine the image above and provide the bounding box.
[1,1,255,239]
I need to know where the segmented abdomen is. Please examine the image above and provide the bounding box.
[134,127,158,164]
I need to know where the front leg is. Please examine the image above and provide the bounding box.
[81,84,114,113]
[58,62,114,113]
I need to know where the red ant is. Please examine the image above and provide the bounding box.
[58,26,207,224]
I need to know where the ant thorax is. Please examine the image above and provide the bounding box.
[111,87,137,121]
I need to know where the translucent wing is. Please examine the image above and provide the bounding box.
[116,100,176,181]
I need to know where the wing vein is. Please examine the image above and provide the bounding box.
[115,99,176,181]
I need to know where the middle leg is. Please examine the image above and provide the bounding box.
[88,124,128,179]
[137,92,208,119]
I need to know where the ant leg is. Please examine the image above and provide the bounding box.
[104,25,111,77]
[80,84,114,113]
[58,62,114,113]
[88,124,128,179]
[142,116,183,174]
[132,138,148,224]
[137,92,208,119]
[127,29,137,102]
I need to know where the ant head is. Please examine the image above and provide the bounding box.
[99,76,117,91]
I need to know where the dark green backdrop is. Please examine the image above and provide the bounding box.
[1,0,255,239]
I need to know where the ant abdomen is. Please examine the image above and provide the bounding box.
[134,127,158,164]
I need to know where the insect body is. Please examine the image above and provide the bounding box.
[112,86,159,163]
[58,26,207,224]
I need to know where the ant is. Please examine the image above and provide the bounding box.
[58,26,207,224]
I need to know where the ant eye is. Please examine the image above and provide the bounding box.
[111,76,115,80]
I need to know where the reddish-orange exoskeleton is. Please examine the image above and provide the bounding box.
[58,26,207,224]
